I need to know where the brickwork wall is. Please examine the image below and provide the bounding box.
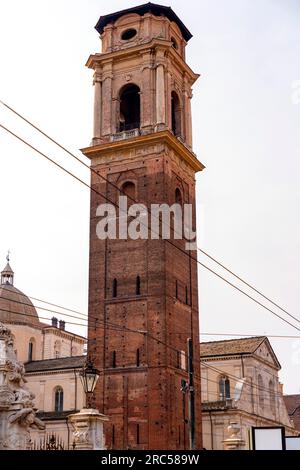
[87,140,202,449]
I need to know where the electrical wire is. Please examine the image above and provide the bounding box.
[1,104,299,402]
[2,99,299,327]
[0,296,289,399]
[2,285,300,341]
[1,122,300,337]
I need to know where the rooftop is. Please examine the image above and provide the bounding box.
[25,355,86,372]
[95,2,193,42]
[200,336,267,357]
[284,395,300,431]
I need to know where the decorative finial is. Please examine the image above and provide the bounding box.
[6,250,10,263]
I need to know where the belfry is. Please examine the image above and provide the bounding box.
[82,3,204,449]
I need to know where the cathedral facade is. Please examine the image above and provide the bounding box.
[0,259,86,448]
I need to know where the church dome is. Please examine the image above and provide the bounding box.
[0,256,40,327]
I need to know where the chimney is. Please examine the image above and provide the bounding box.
[51,317,58,328]
[59,320,65,331]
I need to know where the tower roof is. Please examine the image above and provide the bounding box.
[1,262,14,276]
[95,2,193,42]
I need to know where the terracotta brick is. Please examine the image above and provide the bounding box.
[83,5,204,450]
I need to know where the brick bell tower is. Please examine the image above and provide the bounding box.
[82,3,204,450]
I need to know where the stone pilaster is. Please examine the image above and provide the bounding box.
[92,70,102,145]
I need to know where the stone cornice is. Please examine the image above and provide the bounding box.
[81,130,205,173]
[42,327,86,342]
[201,353,280,371]
[25,367,82,377]
[201,353,252,362]
[86,39,199,84]
[201,407,299,435]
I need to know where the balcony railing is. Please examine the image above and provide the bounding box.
[201,398,234,411]
[111,128,140,142]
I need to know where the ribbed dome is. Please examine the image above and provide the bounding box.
[0,255,40,326]
[0,283,40,326]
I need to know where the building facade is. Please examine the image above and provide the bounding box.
[0,259,86,448]
[83,3,204,450]
[200,336,299,449]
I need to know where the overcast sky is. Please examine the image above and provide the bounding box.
[1,0,300,393]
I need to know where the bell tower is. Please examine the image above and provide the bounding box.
[82,3,204,450]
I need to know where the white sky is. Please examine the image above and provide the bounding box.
[0,0,300,393]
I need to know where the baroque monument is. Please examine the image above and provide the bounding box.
[0,323,45,450]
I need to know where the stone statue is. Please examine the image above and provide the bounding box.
[0,323,45,450]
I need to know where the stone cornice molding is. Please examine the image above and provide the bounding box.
[26,367,82,377]
[42,328,86,342]
[201,407,299,435]
[81,130,204,173]
[201,353,280,372]
[86,39,199,84]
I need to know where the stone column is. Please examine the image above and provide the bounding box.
[0,323,45,450]
[101,62,113,137]
[166,70,172,130]
[68,408,109,450]
[183,76,193,148]
[93,70,102,144]
[141,50,153,133]
[186,92,193,148]
[156,61,166,130]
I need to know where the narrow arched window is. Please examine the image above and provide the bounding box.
[136,424,140,445]
[119,84,140,131]
[54,340,61,359]
[219,376,230,400]
[171,91,181,136]
[112,278,118,298]
[185,286,188,305]
[136,348,140,367]
[112,350,117,368]
[175,280,178,299]
[258,374,264,408]
[175,187,183,206]
[54,387,64,412]
[112,424,115,446]
[136,276,141,296]
[171,37,178,50]
[269,379,276,414]
[122,181,136,201]
[28,338,35,362]
[177,350,181,368]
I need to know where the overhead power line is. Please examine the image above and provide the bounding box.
[1,100,299,326]
[1,284,300,341]
[1,121,300,336]
[0,291,291,399]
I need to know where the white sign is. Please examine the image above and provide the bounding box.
[252,427,285,450]
[286,437,300,450]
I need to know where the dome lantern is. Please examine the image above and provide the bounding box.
[0,253,40,326]
[1,251,14,286]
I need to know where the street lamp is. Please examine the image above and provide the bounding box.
[79,359,100,408]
